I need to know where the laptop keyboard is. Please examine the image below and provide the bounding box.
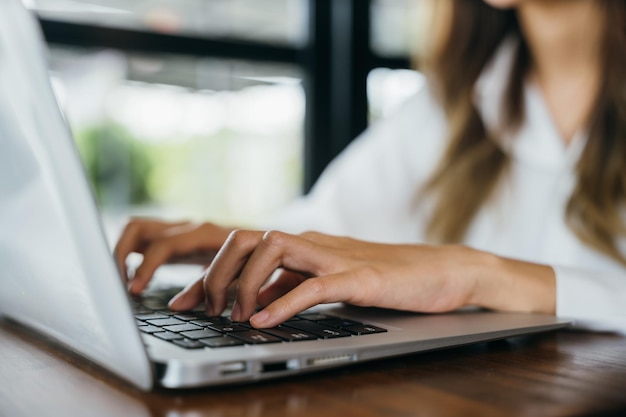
[131,293,387,350]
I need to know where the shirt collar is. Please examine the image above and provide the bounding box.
[472,37,586,172]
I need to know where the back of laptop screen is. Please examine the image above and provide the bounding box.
[0,0,153,390]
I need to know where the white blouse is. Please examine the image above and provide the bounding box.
[269,40,626,334]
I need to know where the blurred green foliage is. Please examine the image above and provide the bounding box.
[74,124,152,207]
[72,121,302,224]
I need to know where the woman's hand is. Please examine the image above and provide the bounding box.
[167,229,557,329]
[114,218,235,294]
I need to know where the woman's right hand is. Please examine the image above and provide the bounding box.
[113,218,235,294]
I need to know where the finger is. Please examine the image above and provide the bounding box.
[129,224,231,294]
[234,231,338,321]
[257,270,307,307]
[129,231,208,294]
[167,252,217,265]
[168,275,206,311]
[114,219,182,281]
[249,272,360,328]
[203,229,264,316]
[299,231,355,248]
[128,242,175,294]
[114,220,147,282]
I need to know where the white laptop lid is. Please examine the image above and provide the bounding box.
[0,0,153,390]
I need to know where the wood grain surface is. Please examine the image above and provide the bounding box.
[1,319,625,417]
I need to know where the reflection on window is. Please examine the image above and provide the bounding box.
[49,47,304,229]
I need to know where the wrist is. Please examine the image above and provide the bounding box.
[466,249,556,315]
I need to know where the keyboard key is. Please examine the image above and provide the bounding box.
[230,330,284,344]
[135,312,169,321]
[138,325,163,334]
[162,323,203,333]
[297,313,332,321]
[208,323,249,333]
[190,319,214,327]
[153,331,184,341]
[173,313,200,321]
[180,329,223,340]
[284,321,352,339]
[201,316,233,325]
[343,325,387,335]
[191,312,213,320]
[191,316,238,327]
[172,339,206,349]
[319,318,362,328]
[262,327,317,342]
[131,306,153,315]
[200,336,246,348]
[146,317,186,327]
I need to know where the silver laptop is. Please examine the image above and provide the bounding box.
[0,0,570,391]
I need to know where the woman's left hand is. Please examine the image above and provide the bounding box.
[168,230,506,328]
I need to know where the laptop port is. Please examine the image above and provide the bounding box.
[262,361,288,373]
[218,361,247,376]
[305,354,354,368]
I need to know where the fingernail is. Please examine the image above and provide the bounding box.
[250,310,270,327]
[168,292,184,308]
[129,279,142,294]
[231,301,242,322]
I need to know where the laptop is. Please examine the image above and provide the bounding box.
[0,0,571,391]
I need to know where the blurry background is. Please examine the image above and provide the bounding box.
[30,0,424,230]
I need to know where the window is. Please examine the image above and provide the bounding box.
[50,46,304,228]
[35,0,415,232]
[369,0,423,123]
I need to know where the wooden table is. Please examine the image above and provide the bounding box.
[1,318,625,417]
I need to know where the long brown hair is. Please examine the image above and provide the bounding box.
[420,0,626,266]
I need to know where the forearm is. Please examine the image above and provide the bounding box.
[465,248,556,315]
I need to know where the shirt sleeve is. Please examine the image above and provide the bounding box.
[265,81,448,244]
[554,265,626,334]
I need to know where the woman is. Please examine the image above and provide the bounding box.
[115,0,626,332]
